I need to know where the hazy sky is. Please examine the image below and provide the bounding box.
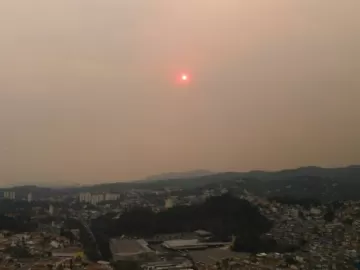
[1,1,360,186]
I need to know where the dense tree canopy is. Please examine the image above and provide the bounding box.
[0,214,37,232]
[95,194,271,239]
[91,194,272,260]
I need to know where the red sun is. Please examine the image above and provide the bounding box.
[176,73,191,85]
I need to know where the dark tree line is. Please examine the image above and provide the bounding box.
[4,246,33,258]
[0,214,37,232]
[232,233,300,254]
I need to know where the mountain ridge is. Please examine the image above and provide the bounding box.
[1,165,360,197]
[144,169,214,182]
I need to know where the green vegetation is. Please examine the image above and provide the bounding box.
[4,246,33,258]
[2,165,360,201]
[91,194,272,260]
[324,210,335,222]
[0,214,37,232]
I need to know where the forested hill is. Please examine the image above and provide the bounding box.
[90,194,272,260]
[144,169,214,181]
[2,165,360,201]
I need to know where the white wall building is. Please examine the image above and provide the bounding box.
[79,192,92,203]
[3,191,16,200]
[49,204,54,215]
[310,207,322,216]
[91,194,105,205]
[105,193,120,201]
[165,198,174,209]
[80,192,120,205]
[27,192,32,202]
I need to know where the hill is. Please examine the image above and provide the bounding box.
[2,165,360,201]
[144,169,214,182]
[90,194,272,259]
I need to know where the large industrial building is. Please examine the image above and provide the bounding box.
[162,239,230,251]
[110,238,155,261]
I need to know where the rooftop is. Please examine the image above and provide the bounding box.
[110,238,153,256]
[194,230,212,236]
[162,239,230,250]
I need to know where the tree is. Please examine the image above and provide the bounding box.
[5,246,33,258]
[324,210,335,222]
[91,194,272,259]
[343,217,353,225]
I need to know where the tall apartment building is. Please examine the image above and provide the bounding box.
[90,194,105,205]
[79,192,92,203]
[165,197,175,209]
[49,204,54,215]
[3,191,16,200]
[79,192,120,205]
[105,193,120,201]
[27,192,32,202]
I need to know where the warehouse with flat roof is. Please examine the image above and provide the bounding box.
[110,238,155,261]
[162,239,230,251]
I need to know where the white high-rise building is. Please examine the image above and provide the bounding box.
[105,193,120,201]
[79,192,120,205]
[3,191,16,200]
[27,193,32,202]
[91,194,105,205]
[79,192,92,203]
[49,204,54,215]
[165,198,174,209]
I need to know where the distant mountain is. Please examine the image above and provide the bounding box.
[2,165,360,201]
[144,170,214,182]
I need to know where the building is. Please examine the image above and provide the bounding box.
[162,239,230,251]
[49,204,54,215]
[79,192,110,205]
[105,193,121,201]
[310,207,322,216]
[353,220,360,233]
[52,247,84,258]
[91,194,105,205]
[110,238,155,261]
[79,192,116,204]
[27,192,32,202]
[189,248,245,269]
[165,198,174,209]
[194,230,213,238]
[3,191,15,200]
[141,258,194,270]
[25,258,75,270]
[79,192,92,203]
[86,262,113,270]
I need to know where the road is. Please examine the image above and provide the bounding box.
[73,216,103,259]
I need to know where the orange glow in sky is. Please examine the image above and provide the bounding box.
[176,73,190,85]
